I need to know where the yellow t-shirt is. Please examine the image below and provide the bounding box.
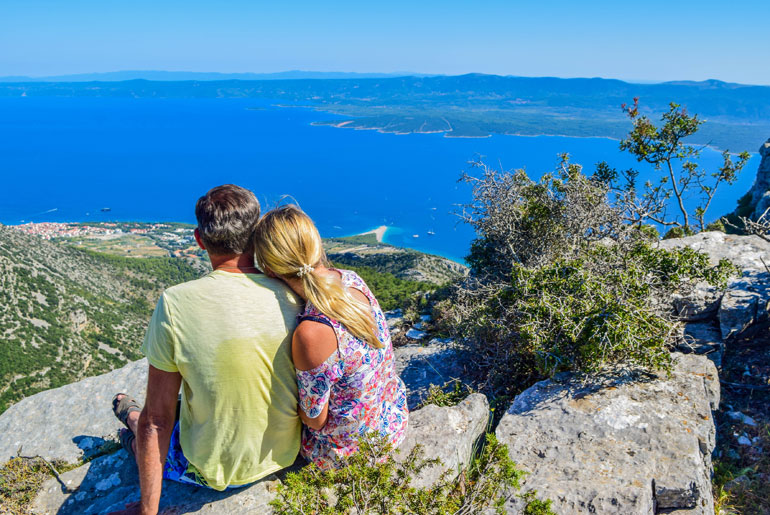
[141,270,302,490]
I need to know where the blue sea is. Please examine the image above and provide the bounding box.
[0,97,761,263]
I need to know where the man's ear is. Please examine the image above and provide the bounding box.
[194,228,206,250]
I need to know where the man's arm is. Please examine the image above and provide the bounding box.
[137,365,182,515]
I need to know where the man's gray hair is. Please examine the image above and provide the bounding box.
[195,184,261,255]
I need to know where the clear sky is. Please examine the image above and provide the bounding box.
[1,0,768,84]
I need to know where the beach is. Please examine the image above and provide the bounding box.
[357,225,388,243]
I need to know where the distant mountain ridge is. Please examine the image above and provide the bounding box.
[1,73,767,150]
[0,70,427,82]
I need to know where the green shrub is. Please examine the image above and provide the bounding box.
[331,261,435,311]
[662,225,695,240]
[705,219,726,233]
[448,242,736,396]
[419,381,473,408]
[271,434,527,514]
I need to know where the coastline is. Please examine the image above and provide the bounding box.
[355,225,388,243]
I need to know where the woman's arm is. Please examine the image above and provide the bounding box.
[293,321,338,430]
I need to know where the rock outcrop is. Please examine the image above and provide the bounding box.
[0,359,148,464]
[28,394,488,515]
[748,138,770,219]
[0,339,473,466]
[496,353,720,514]
[658,232,770,347]
[0,341,487,514]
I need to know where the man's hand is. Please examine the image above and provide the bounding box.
[136,365,182,515]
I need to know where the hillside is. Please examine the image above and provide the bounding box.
[2,74,769,150]
[0,223,464,414]
[0,224,200,413]
[325,236,467,284]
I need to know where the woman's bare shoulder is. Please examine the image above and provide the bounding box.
[292,319,338,371]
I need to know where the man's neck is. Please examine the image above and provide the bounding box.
[209,252,257,272]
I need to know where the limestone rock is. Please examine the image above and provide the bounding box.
[496,353,719,514]
[0,359,149,463]
[718,271,770,340]
[31,450,282,515]
[678,321,724,368]
[395,393,489,490]
[394,339,470,408]
[750,138,770,219]
[672,281,722,322]
[405,328,428,340]
[27,393,489,514]
[656,231,770,273]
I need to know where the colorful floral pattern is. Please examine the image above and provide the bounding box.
[296,269,409,469]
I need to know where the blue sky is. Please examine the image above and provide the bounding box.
[1,0,768,84]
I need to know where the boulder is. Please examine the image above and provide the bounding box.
[496,353,719,514]
[31,450,283,515]
[394,339,471,408]
[395,393,489,489]
[749,138,770,219]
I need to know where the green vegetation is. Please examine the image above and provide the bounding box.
[418,381,473,409]
[0,225,202,414]
[0,456,72,513]
[441,157,738,399]
[271,434,529,514]
[616,98,750,231]
[331,261,435,311]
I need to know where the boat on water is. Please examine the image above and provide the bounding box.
[101,207,112,212]
[427,230,436,236]
[412,234,419,238]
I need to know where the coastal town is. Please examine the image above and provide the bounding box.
[12,222,201,258]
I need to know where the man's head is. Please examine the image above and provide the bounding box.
[194,184,260,256]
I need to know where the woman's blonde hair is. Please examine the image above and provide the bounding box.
[254,205,382,348]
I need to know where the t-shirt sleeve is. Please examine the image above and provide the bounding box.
[141,293,179,373]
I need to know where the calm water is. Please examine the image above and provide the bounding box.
[0,97,761,262]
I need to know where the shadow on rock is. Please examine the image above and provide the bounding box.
[33,448,285,515]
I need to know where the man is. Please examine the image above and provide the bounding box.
[112,184,302,514]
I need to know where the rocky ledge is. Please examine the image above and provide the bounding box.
[497,353,719,514]
[0,342,486,514]
[658,232,770,367]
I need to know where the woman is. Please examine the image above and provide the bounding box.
[254,205,408,469]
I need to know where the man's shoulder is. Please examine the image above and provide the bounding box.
[163,272,302,307]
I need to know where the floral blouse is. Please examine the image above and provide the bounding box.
[296,269,409,469]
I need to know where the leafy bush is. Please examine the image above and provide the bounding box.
[445,161,738,399]
[271,434,528,515]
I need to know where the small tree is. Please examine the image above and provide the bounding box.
[618,98,750,232]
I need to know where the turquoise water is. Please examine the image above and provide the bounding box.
[0,97,761,263]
